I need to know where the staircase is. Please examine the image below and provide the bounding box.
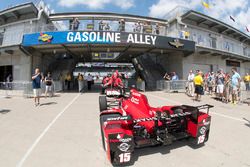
[134,54,166,90]
[47,59,75,80]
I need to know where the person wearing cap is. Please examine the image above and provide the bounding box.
[216,69,225,101]
[193,71,204,101]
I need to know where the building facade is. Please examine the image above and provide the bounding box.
[0,2,249,83]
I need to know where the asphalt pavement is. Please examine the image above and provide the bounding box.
[0,91,250,167]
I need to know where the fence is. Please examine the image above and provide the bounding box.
[156,80,250,104]
[156,80,187,92]
[0,81,63,98]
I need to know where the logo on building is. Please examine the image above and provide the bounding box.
[38,33,53,43]
[169,39,184,48]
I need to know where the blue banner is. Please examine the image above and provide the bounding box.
[22,31,195,52]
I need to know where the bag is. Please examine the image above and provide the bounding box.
[201,86,204,95]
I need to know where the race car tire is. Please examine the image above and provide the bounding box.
[99,96,107,112]
[100,113,121,151]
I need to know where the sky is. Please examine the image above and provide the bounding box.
[0,0,250,35]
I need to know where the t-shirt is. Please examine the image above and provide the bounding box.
[217,73,224,85]
[87,75,93,81]
[244,75,250,82]
[194,75,203,85]
[231,72,241,87]
[32,74,41,89]
[187,73,194,82]
[45,76,52,86]
[171,75,179,81]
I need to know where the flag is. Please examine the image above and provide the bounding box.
[202,1,210,8]
[246,26,250,32]
[230,16,235,22]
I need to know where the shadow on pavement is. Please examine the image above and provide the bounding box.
[118,140,204,166]
[0,109,11,114]
[40,102,57,106]
[243,118,250,128]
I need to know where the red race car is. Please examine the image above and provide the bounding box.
[99,89,213,165]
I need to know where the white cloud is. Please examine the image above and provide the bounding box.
[149,0,250,34]
[58,0,135,9]
[149,0,200,18]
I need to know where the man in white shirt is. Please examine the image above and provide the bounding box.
[87,73,93,91]
[187,70,195,96]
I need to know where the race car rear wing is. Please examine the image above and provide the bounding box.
[181,104,213,123]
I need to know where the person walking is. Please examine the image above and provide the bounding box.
[65,72,72,91]
[6,73,13,89]
[77,73,84,92]
[187,70,195,97]
[45,72,53,98]
[32,68,42,106]
[230,68,241,105]
[194,71,204,101]
[87,73,93,91]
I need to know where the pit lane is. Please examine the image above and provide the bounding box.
[0,91,250,167]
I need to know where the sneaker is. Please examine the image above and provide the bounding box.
[35,103,38,107]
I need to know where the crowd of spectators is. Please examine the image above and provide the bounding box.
[185,68,249,104]
[68,17,162,35]
[162,68,250,104]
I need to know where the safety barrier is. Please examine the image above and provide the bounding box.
[156,80,187,92]
[0,81,63,98]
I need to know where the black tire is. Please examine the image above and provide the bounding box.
[99,96,107,112]
[100,113,121,151]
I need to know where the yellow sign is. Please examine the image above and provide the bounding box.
[38,33,53,42]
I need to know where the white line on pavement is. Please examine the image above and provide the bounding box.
[16,93,80,167]
[147,93,248,123]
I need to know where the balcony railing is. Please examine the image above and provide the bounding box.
[0,18,249,59]
[176,28,250,58]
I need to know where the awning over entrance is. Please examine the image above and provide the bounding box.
[21,31,195,62]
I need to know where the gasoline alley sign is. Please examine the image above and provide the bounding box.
[22,31,195,52]
[66,31,157,45]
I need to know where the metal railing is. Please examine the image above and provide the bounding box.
[0,81,63,98]
[156,80,250,103]
[156,80,187,92]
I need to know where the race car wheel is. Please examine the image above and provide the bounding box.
[100,113,121,151]
[99,96,107,112]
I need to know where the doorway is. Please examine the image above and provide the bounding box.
[0,65,13,82]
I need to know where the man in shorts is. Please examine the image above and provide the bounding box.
[194,71,203,101]
[231,68,241,104]
[32,68,42,106]
[216,69,225,101]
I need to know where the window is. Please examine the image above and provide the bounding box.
[210,37,217,49]
[0,32,3,46]
[224,41,230,51]
[197,34,204,45]
[243,47,247,56]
